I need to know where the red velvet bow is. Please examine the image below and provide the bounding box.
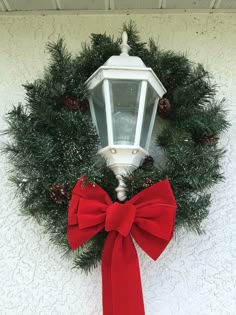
[67,177,177,315]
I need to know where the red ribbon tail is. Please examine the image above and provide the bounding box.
[102,232,145,315]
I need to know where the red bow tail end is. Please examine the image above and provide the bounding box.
[67,177,177,315]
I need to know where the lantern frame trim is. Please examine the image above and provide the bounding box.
[86,66,166,98]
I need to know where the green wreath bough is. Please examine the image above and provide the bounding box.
[4,22,228,272]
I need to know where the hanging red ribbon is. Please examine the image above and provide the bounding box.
[67,177,177,315]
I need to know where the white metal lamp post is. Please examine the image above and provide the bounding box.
[86,32,166,201]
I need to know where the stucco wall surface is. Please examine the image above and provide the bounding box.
[0,12,236,315]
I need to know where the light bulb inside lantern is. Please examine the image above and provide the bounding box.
[113,111,137,145]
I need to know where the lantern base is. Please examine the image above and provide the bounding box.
[98,145,148,201]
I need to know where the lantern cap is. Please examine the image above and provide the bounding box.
[104,31,146,68]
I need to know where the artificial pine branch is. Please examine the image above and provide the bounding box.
[73,231,107,273]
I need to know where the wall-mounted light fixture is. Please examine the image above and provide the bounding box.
[86,32,166,200]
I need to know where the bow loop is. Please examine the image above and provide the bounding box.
[105,202,136,237]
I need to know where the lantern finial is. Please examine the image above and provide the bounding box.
[120,31,130,56]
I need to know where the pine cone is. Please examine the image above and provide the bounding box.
[142,178,154,188]
[199,135,219,145]
[142,155,154,167]
[49,184,71,205]
[62,95,89,112]
[158,97,171,118]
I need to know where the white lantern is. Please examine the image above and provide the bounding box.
[86,32,166,201]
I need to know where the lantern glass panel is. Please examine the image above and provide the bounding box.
[91,82,108,147]
[140,83,157,149]
[109,79,141,145]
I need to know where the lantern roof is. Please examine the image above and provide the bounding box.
[86,31,166,97]
[104,55,145,68]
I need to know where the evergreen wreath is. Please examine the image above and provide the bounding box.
[4,22,228,272]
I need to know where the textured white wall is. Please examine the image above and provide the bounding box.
[0,12,236,315]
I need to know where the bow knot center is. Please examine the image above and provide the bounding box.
[105,202,136,237]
